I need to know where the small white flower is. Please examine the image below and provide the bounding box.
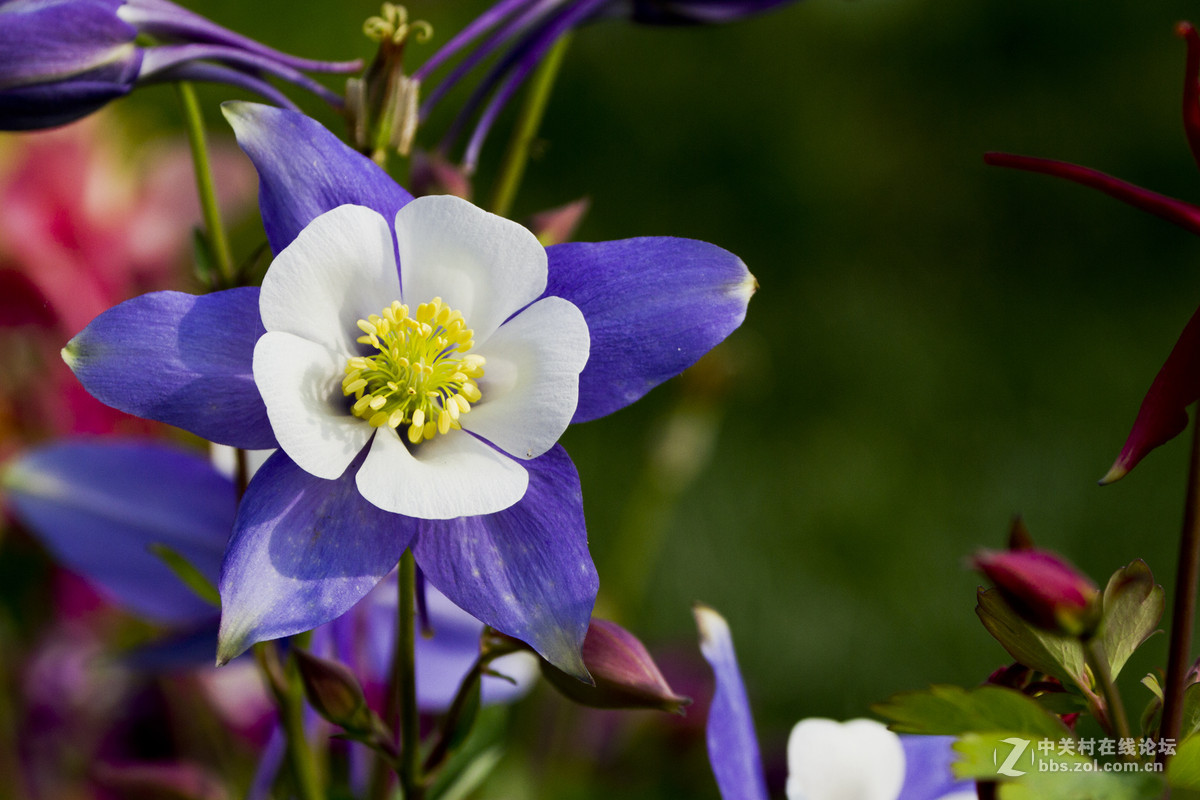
[252,196,590,519]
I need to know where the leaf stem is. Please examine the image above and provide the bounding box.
[488,34,572,218]
[1159,407,1200,763]
[175,82,236,287]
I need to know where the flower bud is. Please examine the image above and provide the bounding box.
[541,618,691,713]
[294,648,377,733]
[973,549,1101,638]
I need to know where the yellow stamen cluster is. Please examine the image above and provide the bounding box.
[343,298,484,444]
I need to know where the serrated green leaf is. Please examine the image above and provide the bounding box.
[872,685,1070,738]
[1100,561,1164,680]
[148,543,220,608]
[977,587,1088,691]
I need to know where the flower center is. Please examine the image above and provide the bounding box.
[342,297,484,444]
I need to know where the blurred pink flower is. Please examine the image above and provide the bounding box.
[0,110,254,445]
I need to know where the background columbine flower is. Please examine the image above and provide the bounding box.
[414,0,802,170]
[1,439,537,710]
[0,0,361,130]
[694,605,973,800]
[62,102,755,677]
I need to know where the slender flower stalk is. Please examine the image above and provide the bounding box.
[175,82,235,286]
[255,642,323,800]
[1160,404,1200,762]
[488,33,570,217]
[396,551,424,800]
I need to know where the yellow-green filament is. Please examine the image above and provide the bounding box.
[343,298,484,444]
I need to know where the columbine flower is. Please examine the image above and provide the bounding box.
[985,22,1200,484]
[0,0,361,131]
[413,0,801,171]
[62,102,755,676]
[694,605,973,800]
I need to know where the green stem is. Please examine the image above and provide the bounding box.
[175,82,236,287]
[255,642,323,800]
[1082,637,1133,752]
[1159,408,1200,764]
[488,34,572,218]
[397,550,424,800]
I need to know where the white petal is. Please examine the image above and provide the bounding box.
[260,205,401,353]
[395,196,547,342]
[463,297,589,460]
[356,428,528,519]
[253,332,372,480]
[786,718,904,800]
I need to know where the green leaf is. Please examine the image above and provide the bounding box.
[872,685,1070,738]
[191,227,215,288]
[1099,561,1164,680]
[977,587,1087,691]
[1169,733,1200,790]
[998,769,1164,800]
[148,543,220,608]
[956,733,1164,799]
[954,731,1090,780]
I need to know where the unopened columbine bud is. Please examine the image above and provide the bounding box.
[294,649,377,734]
[540,618,690,713]
[973,549,1102,638]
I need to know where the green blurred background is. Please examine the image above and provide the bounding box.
[22,0,1200,795]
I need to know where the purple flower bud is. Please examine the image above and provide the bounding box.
[0,0,361,131]
[973,549,1101,638]
[541,618,691,712]
[293,648,380,734]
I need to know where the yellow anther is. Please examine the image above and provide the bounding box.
[345,298,484,446]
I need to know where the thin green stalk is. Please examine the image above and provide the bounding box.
[255,642,323,800]
[397,550,424,800]
[1159,408,1200,764]
[1082,637,1132,752]
[175,82,235,287]
[488,34,572,218]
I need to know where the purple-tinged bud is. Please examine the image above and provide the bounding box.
[408,149,473,199]
[541,618,691,713]
[0,0,361,131]
[294,648,379,734]
[526,197,589,246]
[973,549,1101,638]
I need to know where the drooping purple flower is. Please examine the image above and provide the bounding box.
[413,0,800,171]
[0,0,361,131]
[985,22,1200,484]
[62,102,755,677]
[694,605,974,800]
